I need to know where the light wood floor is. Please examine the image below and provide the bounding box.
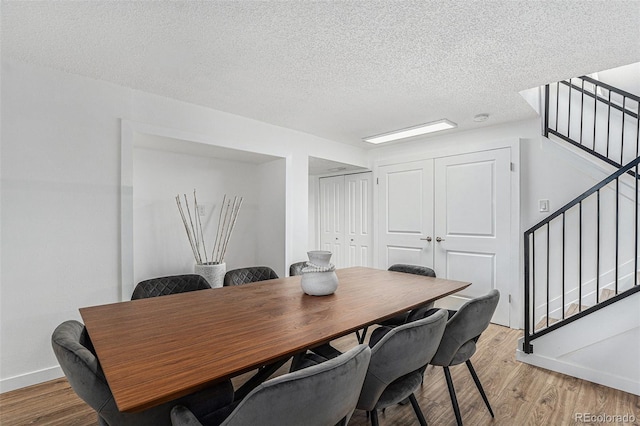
[1,324,638,425]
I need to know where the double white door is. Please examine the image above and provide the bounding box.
[378,148,512,326]
[319,172,373,269]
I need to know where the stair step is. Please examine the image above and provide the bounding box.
[533,281,638,332]
[599,288,616,302]
[534,302,589,331]
[565,303,589,317]
[534,316,559,331]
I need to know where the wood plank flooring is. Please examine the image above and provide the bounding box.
[1,324,638,425]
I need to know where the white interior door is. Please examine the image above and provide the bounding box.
[433,148,511,325]
[319,175,345,268]
[345,173,374,267]
[378,161,434,269]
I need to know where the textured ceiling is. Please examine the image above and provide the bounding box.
[2,1,639,147]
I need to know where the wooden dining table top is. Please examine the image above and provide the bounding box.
[79,266,470,413]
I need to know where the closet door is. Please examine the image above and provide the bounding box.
[377,161,434,269]
[345,173,373,267]
[433,148,511,325]
[319,175,345,267]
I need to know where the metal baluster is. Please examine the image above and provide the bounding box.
[636,99,639,159]
[544,85,550,138]
[633,161,640,285]
[524,232,531,346]
[562,212,565,318]
[532,231,536,332]
[556,82,560,131]
[579,78,585,146]
[616,177,619,294]
[596,190,600,303]
[606,89,612,159]
[568,78,572,140]
[546,223,550,327]
[593,83,598,152]
[579,202,582,312]
[621,97,626,165]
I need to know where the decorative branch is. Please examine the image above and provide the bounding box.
[220,196,243,262]
[211,194,226,263]
[175,195,199,263]
[193,189,207,264]
[183,193,202,264]
[176,191,242,265]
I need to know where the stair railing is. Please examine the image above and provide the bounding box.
[523,156,639,354]
[545,75,639,170]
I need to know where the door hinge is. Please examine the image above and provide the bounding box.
[510,162,515,172]
[376,178,379,184]
[508,294,512,303]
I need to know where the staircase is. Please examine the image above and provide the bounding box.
[518,72,640,395]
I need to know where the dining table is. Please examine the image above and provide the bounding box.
[79,266,470,413]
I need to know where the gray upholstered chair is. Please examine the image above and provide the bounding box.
[289,261,307,276]
[131,274,211,300]
[295,310,448,426]
[51,320,234,426]
[428,289,500,426]
[170,344,372,426]
[223,266,278,286]
[356,264,437,344]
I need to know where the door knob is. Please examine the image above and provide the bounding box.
[420,236,432,242]
[436,237,445,242]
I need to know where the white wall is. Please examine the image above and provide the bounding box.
[133,146,280,284]
[1,59,127,392]
[0,58,367,392]
[307,175,319,255]
[257,158,287,277]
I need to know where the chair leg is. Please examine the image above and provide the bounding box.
[358,326,369,344]
[465,360,494,417]
[443,367,463,426]
[408,393,428,426]
[370,409,379,426]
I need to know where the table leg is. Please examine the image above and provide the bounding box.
[233,358,289,400]
[309,343,343,359]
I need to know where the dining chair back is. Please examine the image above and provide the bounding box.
[223,266,278,286]
[356,263,438,344]
[171,344,372,426]
[387,263,437,276]
[429,289,500,426]
[289,261,307,276]
[51,320,233,426]
[357,309,448,426]
[131,274,210,300]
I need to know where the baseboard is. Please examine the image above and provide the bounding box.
[516,340,640,396]
[0,366,63,394]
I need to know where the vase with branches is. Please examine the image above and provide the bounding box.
[176,190,243,286]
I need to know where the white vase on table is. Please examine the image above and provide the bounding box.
[194,262,226,288]
[301,251,338,296]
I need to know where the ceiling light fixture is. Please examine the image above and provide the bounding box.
[363,119,457,144]
[473,113,490,122]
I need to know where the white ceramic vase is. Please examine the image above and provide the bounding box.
[301,251,338,296]
[301,270,339,296]
[194,262,226,288]
[307,250,332,267]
